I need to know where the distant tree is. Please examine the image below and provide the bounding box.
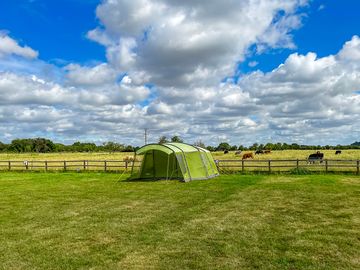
[351,141,360,146]
[264,143,274,150]
[71,142,97,152]
[275,142,283,150]
[230,145,237,151]
[33,138,55,153]
[249,143,258,151]
[102,142,124,153]
[216,142,231,151]
[158,136,168,144]
[54,143,67,152]
[194,140,206,149]
[206,146,216,152]
[291,143,300,150]
[0,141,7,152]
[9,139,33,153]
[171,136,183,143]
[123,145,135,152]
[238,145,246,151]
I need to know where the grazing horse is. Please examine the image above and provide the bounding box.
[123,156,137,163]
[264,150,271,154]
[308,151,324,164]
[242,153,254,160]
[224,150,229,154]
[255,150,264,155]
[335,150,342,155]
[235,150,242,155]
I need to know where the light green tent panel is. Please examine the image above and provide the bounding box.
[130,143,219,182]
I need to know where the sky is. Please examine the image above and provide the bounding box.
[0,0,359,146]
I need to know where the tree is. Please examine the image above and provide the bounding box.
[32,138,55,153]
[238,145,246,151]
[123,145,135,152]
[158,136,168,144]
[54,143,67,152]
[171,136,183,143]
[291,143,300,150]
[102,142,124,153]
[0,141,7,152]
[249,143,258,150]
[230,145,237,151]
[216,142,231,151]
[9,139,33,153]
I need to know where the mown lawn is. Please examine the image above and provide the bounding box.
[0,173,359,269]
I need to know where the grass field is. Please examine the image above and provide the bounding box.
[0,150,359,173]
[1,173,359,269]
[0,149,359,161]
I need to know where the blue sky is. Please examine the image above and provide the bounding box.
[1,0,358,72]
[0,0,359,145]
[241,0,360,73]
[0,0,104,63]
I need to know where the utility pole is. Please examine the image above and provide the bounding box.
[144,128,148,145]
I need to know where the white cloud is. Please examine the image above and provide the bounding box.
[338,35,360,62]
[0,32,38,59]
[90,0,309,88]
[65,63,118,86]
[1,2,360,146]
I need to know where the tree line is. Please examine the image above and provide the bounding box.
[0,137,359,153]
[0,139,136,153]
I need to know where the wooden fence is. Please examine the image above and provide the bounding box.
[0,159,359,174]
[216,159,360,174]
[0,160,139,172]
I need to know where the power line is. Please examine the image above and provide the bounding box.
[144,128,148,145]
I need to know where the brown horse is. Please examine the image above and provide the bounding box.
[242,153,254,160]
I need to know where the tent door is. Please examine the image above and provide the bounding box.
[140,151,154,179]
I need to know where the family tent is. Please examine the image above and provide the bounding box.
[130,142,219,182]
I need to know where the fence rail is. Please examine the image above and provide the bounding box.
[216,159,360,174]
[0,159,359,174]
[0,160,140,172]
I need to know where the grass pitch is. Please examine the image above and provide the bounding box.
[0,173,359,269]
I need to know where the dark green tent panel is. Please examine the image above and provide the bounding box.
[130,143,219,182]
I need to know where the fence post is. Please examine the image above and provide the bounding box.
[241,160,244,172]
[63,161,67,171]
[125,161,128,171]
[357,160,359,175]
[45,161,48,171]
[296,159,299,169]
[325,160,328,173]
[104,161,107,172]
[8,161,11,171]
[83,160,86,170]
[268,160,271,173]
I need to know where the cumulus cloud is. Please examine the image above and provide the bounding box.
[90,0,308,88]
[0,32,38,59]
[1,1,360,146]
[65,63,118,86]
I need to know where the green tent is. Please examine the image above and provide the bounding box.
[130,142,219,182]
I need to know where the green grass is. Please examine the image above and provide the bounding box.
[1,173,359,269]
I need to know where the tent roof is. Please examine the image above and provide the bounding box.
[136,142,209,155]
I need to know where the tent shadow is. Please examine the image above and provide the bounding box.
[122,177,182,182]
